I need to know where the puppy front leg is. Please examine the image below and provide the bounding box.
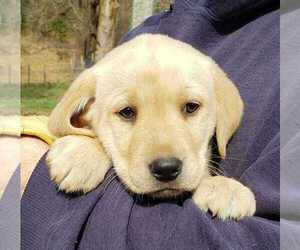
[192,176,256,220]
[47,135,111,193]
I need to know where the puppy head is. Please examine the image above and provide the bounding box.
[49,34,243,197]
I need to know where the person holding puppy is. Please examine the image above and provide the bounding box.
[22,0,279,249]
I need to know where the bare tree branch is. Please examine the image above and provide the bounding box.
[95,0,120,60]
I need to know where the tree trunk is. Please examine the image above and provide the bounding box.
[83,0,99,67]
[95,0,120,61]
[115,0,133,45]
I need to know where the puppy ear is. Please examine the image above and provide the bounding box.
[48,68,97,137]
[212,62,244,159]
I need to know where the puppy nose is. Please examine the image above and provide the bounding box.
[149,157,182,182]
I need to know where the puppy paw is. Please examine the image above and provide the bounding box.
[46,135,111,193]
[193,176,256,220]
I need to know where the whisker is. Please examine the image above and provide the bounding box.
[211,153,248,162]
[208,163,225,176]
[209,159,221,166]
[208,168,223,176]
[103,172,118,192]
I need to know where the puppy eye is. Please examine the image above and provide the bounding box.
[118,107,136,120]
[183,102,201,115]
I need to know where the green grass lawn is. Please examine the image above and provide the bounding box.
[21,83,69,115]
[0,84,20,115]
[0,83,69,115]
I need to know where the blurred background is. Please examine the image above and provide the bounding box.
[0,0,172,115]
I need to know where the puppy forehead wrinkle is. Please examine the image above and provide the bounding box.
[111,92,132,110]
[98,87,132,110]
[185,84,213,101]
[94,34,215,105]
[94,34,212,73]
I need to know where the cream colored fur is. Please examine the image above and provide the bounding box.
[46,135,110,193]
[47,34,255,220]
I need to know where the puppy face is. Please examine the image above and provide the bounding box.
[93,68,216,197]
[49,35,243,197]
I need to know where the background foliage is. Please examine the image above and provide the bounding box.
[19,0,172,115]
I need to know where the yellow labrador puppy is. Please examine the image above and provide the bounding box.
[47,34,255,220]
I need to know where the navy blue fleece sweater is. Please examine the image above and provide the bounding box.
[21,1,279,249]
